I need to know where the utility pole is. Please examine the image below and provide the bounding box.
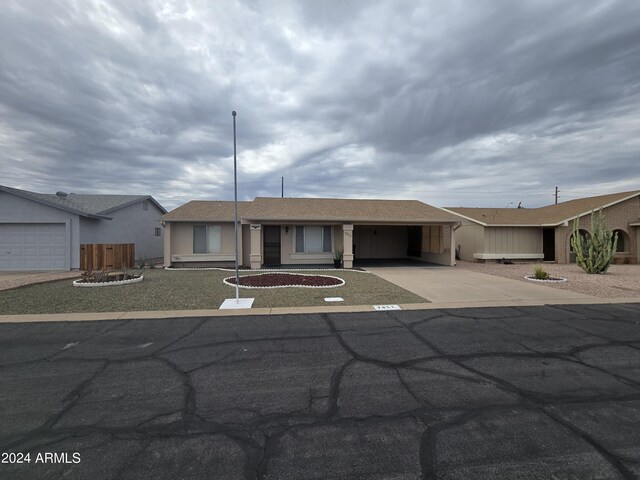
[232,111,239,303]
[281,176,284,198]
[555,186,559,205]
[220,111,254,310]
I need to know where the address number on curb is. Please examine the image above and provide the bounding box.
[373,304,402,311]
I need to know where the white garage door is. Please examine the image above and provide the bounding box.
[0,223,68,270]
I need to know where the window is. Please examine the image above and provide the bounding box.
[193,225,222,253]
[142,200,149,211]
[613,229,628,252]
[154,227,161,237]
[295,226,332,253]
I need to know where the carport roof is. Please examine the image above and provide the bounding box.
[243,197,460,223]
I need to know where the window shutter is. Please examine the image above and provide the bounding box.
[295,226,304,253]
[193,226,206,253]
[323,226,332,252]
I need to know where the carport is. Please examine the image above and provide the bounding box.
[352,223,457,266]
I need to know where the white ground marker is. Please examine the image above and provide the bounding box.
[220,298,255,309]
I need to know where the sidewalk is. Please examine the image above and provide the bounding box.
[0,271,81,291]
[2,296,639,323]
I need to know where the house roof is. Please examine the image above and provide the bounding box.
[162,200,252,222]
[244,197,459,223]
[0,184,166,218]
[163,197,459,224]
[446,190,640,226]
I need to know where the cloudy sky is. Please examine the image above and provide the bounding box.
[1,0,639,210]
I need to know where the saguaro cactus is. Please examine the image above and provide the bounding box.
[570,209,618,274]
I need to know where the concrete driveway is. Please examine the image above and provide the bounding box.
[2,304,640,479]
[368,264,594,305]
[0,271,80,291]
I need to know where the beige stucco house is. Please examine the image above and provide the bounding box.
[445,190,640,264]
[162,197,461,269]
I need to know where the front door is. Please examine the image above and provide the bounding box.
[407,226,422,257]
[263,226,281,266]
[543,228,555,261]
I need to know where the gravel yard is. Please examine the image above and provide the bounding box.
[457,260,640,298]
[0,268,425,315]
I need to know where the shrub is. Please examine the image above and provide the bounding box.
[533,265,549,280]
[571,209,617,274]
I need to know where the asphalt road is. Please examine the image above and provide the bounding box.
[1,304,640,479]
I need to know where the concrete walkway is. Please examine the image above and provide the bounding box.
[368,265,594,305]
[0,270,80,291]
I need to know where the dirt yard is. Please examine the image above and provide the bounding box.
[456,260,640,298]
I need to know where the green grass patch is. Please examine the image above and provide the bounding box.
[0,269,427,315]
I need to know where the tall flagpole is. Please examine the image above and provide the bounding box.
[232,111,240,303]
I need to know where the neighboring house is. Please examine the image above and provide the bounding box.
[163,197,461,269]
[445,190,640,264]
[0,185,166,270]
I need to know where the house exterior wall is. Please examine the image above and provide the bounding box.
[167,221,242,265]
[555,196,640,264]
[0,191,80,269]
[79,201,165,260]
[483,227,543,255]
[456,222,484,261]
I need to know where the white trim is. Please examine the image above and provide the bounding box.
[473,253,544,260]
[290,253,333,260]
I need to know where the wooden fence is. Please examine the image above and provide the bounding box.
[80,243,135,271]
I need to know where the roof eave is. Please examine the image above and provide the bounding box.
[163,218,236,222]
[241,217,459,224]
[99,196,167,215]
[441,208,488,227]
[554,191,640,225]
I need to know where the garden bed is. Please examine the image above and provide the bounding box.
[73,271,143,287]
[223,272,344,289]
[524,275,567,283]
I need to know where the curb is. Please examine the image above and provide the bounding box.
[1,298,640,323]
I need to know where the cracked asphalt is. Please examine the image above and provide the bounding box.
[1,304,640,479]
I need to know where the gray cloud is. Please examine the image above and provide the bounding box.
[1,0,639,210]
